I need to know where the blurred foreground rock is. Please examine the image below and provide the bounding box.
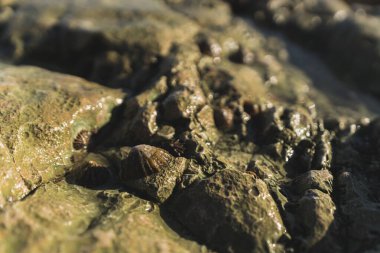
[0,65,123,207]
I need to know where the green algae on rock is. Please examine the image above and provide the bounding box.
[0,181,208,253]
[0,65,123,207]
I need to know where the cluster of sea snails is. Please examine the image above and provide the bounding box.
[68,138,197,203]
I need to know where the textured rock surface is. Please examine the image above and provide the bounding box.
[0,65,123,207]
[0,0,380,252]
[167,169,286,253]
[0,0,198,89]
[0,182,206,253]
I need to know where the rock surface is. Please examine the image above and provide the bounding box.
[0,181,206,253]
[0,0,380,252]
[167,169,286,253]
[0,65,123,207]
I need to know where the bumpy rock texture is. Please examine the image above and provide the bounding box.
[168,169,286,253]
[1,0,380,252]
[0,65,123,207]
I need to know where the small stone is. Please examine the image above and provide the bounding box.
[162,89,206,121]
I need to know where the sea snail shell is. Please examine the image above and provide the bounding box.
[73,130,92,150]
[68,153,111,188]
[120,144,175,181]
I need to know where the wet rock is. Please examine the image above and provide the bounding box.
[167,169,286,253]
[290,189,336,251]
[0,0,198,88]
[285,129,332,175]
[0,181,207,253]
[247,155,285,181]
[251,106,284,144]
[0,65,123,206]
[232,0,380,97]
[1,0,380,252]
[0,181,103,253]
[87,203,208,253]
[292,170,333,194]
[163,88,206,121]
[105,77,168,146]
[338,174,380,253]
[311,131,332,170]
[166,0,232,26]
[120,145,188,203]
[282,108,315,139]
[193,105,219,143]
[332,120,380,252]
[214,107,235,131]
[286,139,316,174]
[125,102,159,144]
